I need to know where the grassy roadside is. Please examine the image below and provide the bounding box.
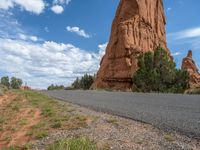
[0,90,94,149]
[1,90,199,150]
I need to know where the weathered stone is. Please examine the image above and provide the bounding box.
[92,0,169,90]
[182,50,200,88]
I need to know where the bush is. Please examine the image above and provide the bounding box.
[1,76,10,88]
[133,48,189,93]
[47,84,65,90]
[10,77,23,89]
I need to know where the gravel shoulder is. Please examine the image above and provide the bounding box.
[42,90,200,139]
[33,99,200,150]
[1,90,199,149]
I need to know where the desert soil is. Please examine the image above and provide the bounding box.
[0,92,41,147]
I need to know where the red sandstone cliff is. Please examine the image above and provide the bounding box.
[92,0,169,90]
[182,50,200,88]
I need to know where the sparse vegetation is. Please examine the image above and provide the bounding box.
[20,90,89,138]
[106,117,118,126]
[46,137,97,150]
[164,133,175,142]
[0,90,90,148]
[133,48,189,93]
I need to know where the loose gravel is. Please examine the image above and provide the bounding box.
[31,100,200,150]
[42,90,200,139]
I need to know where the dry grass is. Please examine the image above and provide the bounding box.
[106,117,118,126]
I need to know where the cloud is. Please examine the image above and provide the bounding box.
[172,52,181,56]
[53,0,71,5]
[168,27,200,40]
[18,34,38,42]
[0,5,106,89]
[0,37,106,89]
[66,26,91,38]
[51,5,64,14]
[0,10,23,38]
[167,27,200,51]
[0,0,14,10]
[98,42,107,58]
[0,0,45,14]
[30,36,38,42]
[167,7,172,12]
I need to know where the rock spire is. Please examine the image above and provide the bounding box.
[92,0,169,90]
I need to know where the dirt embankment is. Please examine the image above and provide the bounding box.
[0,92,41,148]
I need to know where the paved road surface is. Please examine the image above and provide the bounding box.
[42,90,200,139]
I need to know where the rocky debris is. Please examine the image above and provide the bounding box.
[182,50,200,88]
[31,101,200,150]
[92,0,170,90]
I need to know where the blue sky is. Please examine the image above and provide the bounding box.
[0,0,200,89]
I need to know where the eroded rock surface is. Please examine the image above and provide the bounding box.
[182,50,200,88]
[92,0,169,90]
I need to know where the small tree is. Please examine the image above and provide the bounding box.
[1,76,10,88]
[71,74,95,90]
[10,77,23,89]
[133,48,189,93]
[72,78,80,89]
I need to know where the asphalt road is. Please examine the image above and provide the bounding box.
[42,90,200,139]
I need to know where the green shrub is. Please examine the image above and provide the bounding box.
[133,48,189,93]
[47,84,65,90]
[1,76,10,88]
[10,77,23,89]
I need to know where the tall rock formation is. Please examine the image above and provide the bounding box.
[92,0,169,90]
[182,50,200,88]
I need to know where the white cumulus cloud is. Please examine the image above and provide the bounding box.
[0,37,106,89]
[51,5,64,14]
[0,0,14,10]
[66,26,91,38]
[0,0,45,14]
[168,27,200,40]
[172,52,181,56]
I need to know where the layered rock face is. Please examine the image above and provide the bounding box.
[92,0,169,90]
[182,50,200,88]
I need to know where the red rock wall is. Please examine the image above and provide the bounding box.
[182,50,200,88]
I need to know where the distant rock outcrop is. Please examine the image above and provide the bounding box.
[182,50,200,88]
[92,0,169,90]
